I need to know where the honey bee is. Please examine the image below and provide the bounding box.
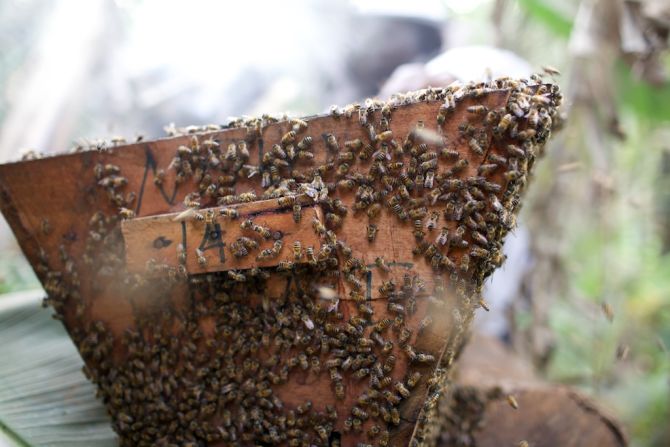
[374,318,393,332]
[376,130,393,142]
[290,118,308,132]
[506,394,519,409]
[330,105,342,118]
[257,240,283,260]
[506,144,525,158]
[406,371,422,388]
[460,253,471,272]
[446,159,469,176]
[324,133,339,152]
[359,143,375,160]
[422,212,438,231]
[271,143,286,159]
[542,65,561,76]
[601,302,614,322]
[281,130,296,145]
[293,241,302,260]
[528,107,539,127]
[416,353,435,363]
[496,113,514,134]
[293,203,302,223]
[277,260,295,271]
[375,256,391,272]
[249,223,271,239]
[326,213,342,228]
[467,105,488,115]
[366,224,378,242]
[395,382,411,398]
[195,248,207,267]
[366,203,382,219]
[344,138,363,151]
[114,206,134,220]
[438,147,458,160]
[238,140,250,159]
[238,192,257,202]
[468,137,485,156]
[311,217,326,237]
[219,207,239,219]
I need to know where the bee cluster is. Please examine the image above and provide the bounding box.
[36,76,561,446]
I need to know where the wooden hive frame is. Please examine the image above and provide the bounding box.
[0,79,562,446]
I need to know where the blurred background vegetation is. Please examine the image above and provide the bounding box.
[0,0,668,446]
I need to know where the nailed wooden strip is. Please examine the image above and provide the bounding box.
[122,198,323,274]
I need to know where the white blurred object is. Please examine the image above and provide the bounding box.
[426,45,532,81]
[380,45,532,97]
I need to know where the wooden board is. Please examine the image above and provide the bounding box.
[122,198,323,273]
[0,81,563,447]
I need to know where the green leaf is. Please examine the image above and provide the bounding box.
[518,0,573,38]
[615,60,670,122]
[0,291,116,446]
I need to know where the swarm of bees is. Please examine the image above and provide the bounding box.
[33,74,565,446]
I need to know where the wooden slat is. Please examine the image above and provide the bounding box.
[122,198,323,274]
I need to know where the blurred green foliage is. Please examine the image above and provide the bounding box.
[511,1,670,446]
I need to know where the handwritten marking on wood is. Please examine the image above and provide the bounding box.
[122,198,323,274]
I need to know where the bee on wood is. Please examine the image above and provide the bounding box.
[251,223,272,239]
[271,143,286,159]
[416,353,435,363]
[324,133,339,152]
[506,143,526,158]
[293,241,302,261]
[312,217,326,236]
[379,280,396,297]
[352,143,370,162]
[406,371,421,389]
[468,137,485,156]
[496,113,514,134]
[423,211,439,231]
[377,130,393,142]
[290,118,308,132]
[195,248,207,267]
[238,192,257,203]
[286,203,300,224]
[116,207,134,220]
[330,105,342,118]
[447,159,469,177]
[281,130,296,145]
[326,213,342,228]
[375,256,391,273]
[395,382,411,398]
[277,260,295,271]
[440,147,459,159]
[219,207,239,219]
[459,253,471,272]
[344,139,363,152]
[366,203,382,219]
[366,224,378,242]
[467,105,488,115]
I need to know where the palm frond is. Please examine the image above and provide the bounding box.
[0,290,116,447]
